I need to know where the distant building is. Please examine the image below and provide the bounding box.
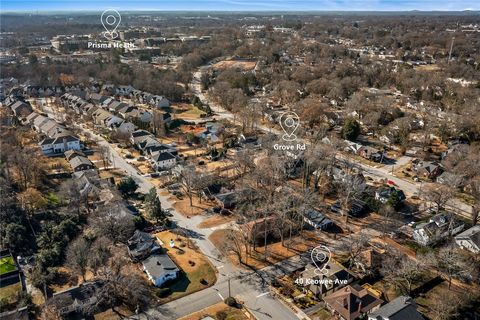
[303,209,334,231]
[455,225,480,254]
[368,295,424,320]
[142,254,180,287]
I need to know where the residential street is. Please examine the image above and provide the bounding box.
[191,66,474,221]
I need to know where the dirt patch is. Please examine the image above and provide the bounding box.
[171,194,214,217]
[198,214,236,229]
[212,60,257,71]
[209,229,325,270]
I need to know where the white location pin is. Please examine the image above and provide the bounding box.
[311,245,331,276]
[101,9,121,41]
[279,111,300,141]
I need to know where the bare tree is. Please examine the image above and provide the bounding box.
[422,184,456,213]
[88,236,112,276]
[92,204,135,244]
[336,173,366,223]
[98,145,112,170]
[429,290,460,320]
[381,251,424,296]
[66,236,90,282]
[336,232,370,269]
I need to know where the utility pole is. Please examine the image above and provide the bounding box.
[448,36,455,64]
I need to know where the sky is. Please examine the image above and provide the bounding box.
[1,0,480,12]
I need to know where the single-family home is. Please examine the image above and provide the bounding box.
[303,209,334,231]
[375,187,406,204]
[358,146,384,162]
[127,230,161,261]
[69,155,95,172]
[413,161,443,180]
[151,95,170,108]
[300,260,356,298]
[10,101,32,118]
[142,254,180,287]
[130,130,153,145]
[116,121,137,134]
[368,296,424,320]
[323,284,383,320]
[413,213,464,246]
[24,112,40,125]
[51,281,103,317]
[455,225,480,254]
[39,135,81,155]
[151,151,177,170]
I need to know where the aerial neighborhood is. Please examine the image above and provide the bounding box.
[1,6,480,320]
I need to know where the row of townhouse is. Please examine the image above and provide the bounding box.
[130,130,177,170]
[100,84,170,109]
[2,97,83,156]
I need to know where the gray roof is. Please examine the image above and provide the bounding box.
[369,296,424,320]
[455,225,480,244]
[142,254,179,279]
[69,155,93,169]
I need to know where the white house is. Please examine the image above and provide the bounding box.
[413,213,464,246]
[39,135,81,155]
[142,254,179,287]
[455,225,480,253]
[151,152,176,170]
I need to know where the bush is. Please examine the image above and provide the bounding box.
[224,296,237,307]
[216,311,227,320]
[156,287,171,298]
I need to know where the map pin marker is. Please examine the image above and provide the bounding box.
[311,245,331,276]
[101,9,121,40]
[280,111,300,141]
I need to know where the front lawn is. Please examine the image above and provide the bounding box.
[154,231,217,303]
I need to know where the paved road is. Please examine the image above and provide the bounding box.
[72,125,300,320]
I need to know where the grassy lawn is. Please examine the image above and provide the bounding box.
[178,106,206,119]
[154,231,217,303]
[179,302,248,320]
[0,256,17,275]
[0,282,22,304]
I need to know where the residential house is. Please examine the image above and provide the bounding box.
[151,95,170,108]
[10,101,32,118]
[413,161,443,180]
[323,284,383,320]
[413,213,464,246]
[51,281,103,317]
[64,149,86,161]
[105,115,124,129]
[196,122,223,143]
[147,144,177,157]
[358,146,384,162]
[69,155,95,172]
[300,260,356,298]
[116,85,134,96]
[87,92,108,105]
[24,111,40,125]
[375,187,406,204]
[436,171,465,188]
[127,230,161,261]
[151,151,177,171]
[130,130,153,145]
[455,225,480,254]
[39,135,81,155]
[303,209,334,231]
[142,254,180,287]
[116,121,137,134]
[368,296,424,320]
